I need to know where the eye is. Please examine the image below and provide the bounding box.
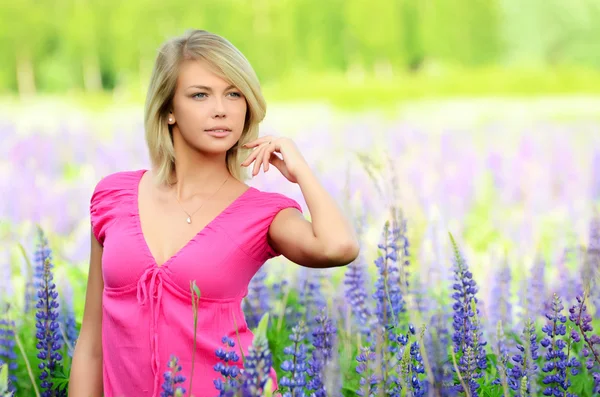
[228,92,242,98]
[192,92,207,99]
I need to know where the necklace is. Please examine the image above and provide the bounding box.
[174,175,230,224]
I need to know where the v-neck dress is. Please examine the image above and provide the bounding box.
[89,169,303,397]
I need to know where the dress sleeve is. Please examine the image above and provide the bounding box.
[262,192,303,260]
[90,174,117,246]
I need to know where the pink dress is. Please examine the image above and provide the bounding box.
[90,169,302,397]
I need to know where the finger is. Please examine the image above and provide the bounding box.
[252,146,266,176]
[243,136,273,148]
[241,150,259,167]
[262,144,273,172]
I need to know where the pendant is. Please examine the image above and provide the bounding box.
[186,216,192,224]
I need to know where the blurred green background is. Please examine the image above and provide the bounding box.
[2,0,600,109]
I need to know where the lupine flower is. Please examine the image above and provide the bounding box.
[161,354,186,397]
[239,331,274,397]
[424,311,454,394]
[540,294,580,397]
[449,234,487,397]
[343,252,372,335]
[279,321,309,397]
[295,269,327,339]
[243,267,271,329]
[520,254,546,327]
[344,213,373,334]
[568,294,600,394]
[488,258,512,344]
[507,318,540,395]
[585,213,600,312]
[491,321,510,393]
[25,231,53,314]
[58,281,78,358]
[307,307,337,397]
[373,220,405,331]
[399,325,427,397]
[0,316,17,394]
[213,336,241,397]
[34,229,65,397]
[355,344,380,397]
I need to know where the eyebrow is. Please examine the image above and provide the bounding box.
[187,84,236,91]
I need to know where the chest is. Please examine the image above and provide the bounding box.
[138,192,237,268]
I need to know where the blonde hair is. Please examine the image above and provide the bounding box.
[144,29,266,186]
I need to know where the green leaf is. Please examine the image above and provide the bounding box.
[0,364,8,395]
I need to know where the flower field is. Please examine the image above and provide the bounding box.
[1,98,600,396]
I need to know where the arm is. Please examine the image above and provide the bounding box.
[268,163,360,268]
[68,231,104,397]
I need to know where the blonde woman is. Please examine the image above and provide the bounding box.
[68,29,359,397]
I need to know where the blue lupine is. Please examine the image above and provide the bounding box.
[586,213,600,312]
[489,258,512,344]
[213,336,241,396]
[540,294,580,397]
[507,318,540,395]
[160,354,186,397]
[591,147,600,201]
[373,220,406,331]
[239,332,274,397]
[279,321,309,397]
[307,307,337,397]
[243,267,271,329]
[59,281,79,358]
[343,214,373,334]
[521,254,546,327]
[25,231,53,314]
[343,252,372,335]
[424,311,454,394]
[0,317,18,394]
[355,344,380,397]
[401,326,427,397]
[34,229,65,397]
[295,269,327,339]
[449,234,487,397]
[568,294,600,394]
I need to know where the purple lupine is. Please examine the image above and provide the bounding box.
[295,269,327,339]
[355,344,380,397]
[449,234,487,397]
[568,294,600,394]
[59,281,79,358]
[213,336,241,396]
[424,311,454,395]
[343,244,372,335]
[399,326,427,397]
[586,213,600,312]
[307,307,337,397]
[25,231,53,314]
[239,332,274,397]
[591,147,600,201]
[243,267,271,329]
[34,230,65,397]
[279,321,309,397]
[540,294,580,397]
[271,279,296,326]
[488,258,512,344]
[507,318,540,395]
[373,220,406,331]
[521,254,546,325]
[161,354,187,397]
[0,316,17,394]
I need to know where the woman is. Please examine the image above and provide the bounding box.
[68,29,359,397]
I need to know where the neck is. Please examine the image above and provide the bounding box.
[170,154,231,202]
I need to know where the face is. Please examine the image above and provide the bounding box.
[168,59,247,155]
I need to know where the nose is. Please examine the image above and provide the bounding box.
[212,96,227,118]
